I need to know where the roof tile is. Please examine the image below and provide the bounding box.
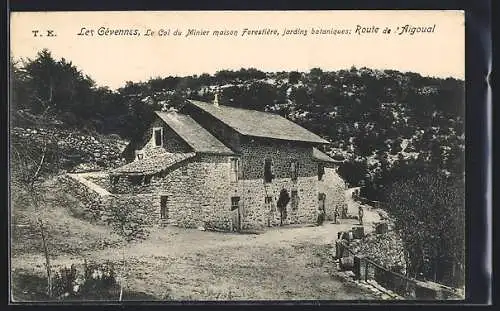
[111,152,195,175]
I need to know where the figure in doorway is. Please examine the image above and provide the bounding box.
[334,206,340,224]
[358,205,364,225]
[277,189,290,226]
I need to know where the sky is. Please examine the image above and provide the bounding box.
[10,10,465,90]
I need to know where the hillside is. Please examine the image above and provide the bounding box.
[10,50,464,200]
[11,123,128,174]
[11,178,123,257]
[9,50,466,296]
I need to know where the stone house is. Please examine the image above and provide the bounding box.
[107,97,346,231]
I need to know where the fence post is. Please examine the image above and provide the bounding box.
[354,256,362,280]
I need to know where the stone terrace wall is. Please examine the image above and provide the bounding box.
[57,174,162,228]
[11,127,127,172]
[56,174,110,221]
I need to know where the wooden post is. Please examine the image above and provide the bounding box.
[365,261,369,282]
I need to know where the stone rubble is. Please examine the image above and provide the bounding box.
[11,127,128,172]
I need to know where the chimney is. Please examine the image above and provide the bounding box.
[213,88,220,107]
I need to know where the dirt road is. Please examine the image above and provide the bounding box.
[11,187,382,300]
[12,220,378,300]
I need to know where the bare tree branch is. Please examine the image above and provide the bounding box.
[30,142,47,188]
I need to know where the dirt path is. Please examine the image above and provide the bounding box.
[345,187,381,225]
[12,222,378,300]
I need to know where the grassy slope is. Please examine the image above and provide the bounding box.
[10,178,123,257]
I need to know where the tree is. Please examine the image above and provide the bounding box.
[385,172,465,286]
[10,123,60,298]
[288,71,301,84]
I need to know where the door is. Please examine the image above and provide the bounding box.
[290,190,299,224]
[160,195,168,222]
[318,193,326,213]
[231,197,241,231]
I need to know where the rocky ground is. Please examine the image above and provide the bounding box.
[11,127,128,172]
[344,188,406,272]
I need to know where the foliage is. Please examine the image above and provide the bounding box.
[51,261,117,299]
[384,172,465,287]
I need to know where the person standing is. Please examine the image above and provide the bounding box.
[358,205,364,225]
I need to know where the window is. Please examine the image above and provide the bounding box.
[231,197,240,211]
[290,159,299,182]
[144,175,152,185]
[128,175,143,185]
[318,163,325,181]
[153,127,163,147]
[265,196,274,211]
[264,158,274,183]
[160,196,168,219]
[230,158,240,182]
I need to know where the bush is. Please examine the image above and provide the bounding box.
[79,260,117,298]
[51,260,117,300]
[52,265,78,298]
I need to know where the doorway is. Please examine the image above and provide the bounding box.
[231,197,241,231]
[160,195,168,222]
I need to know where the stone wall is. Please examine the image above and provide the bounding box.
[234,139,323,229]
[240,138,317,179]
[57,174,162,229]
[65,136,346,232]
[56,174,110,221]
[236,176,318,230]
[137,118,193,160]
[105,193,161,226]
[11,127,126,172]
[102,154,235,230]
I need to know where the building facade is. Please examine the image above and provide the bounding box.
[106,99,346,231]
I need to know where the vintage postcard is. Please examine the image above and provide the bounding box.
[9,10,466,302]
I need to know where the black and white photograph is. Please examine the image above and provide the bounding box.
[9,10,467,302]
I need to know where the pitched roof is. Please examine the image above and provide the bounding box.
[312,148,343,163]
[187,100,329,144]
[110,152,195,176]
[155,111,234,155]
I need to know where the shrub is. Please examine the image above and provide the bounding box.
[52,265,78,298]
[51,260,117,300]
[80,260,117,297]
